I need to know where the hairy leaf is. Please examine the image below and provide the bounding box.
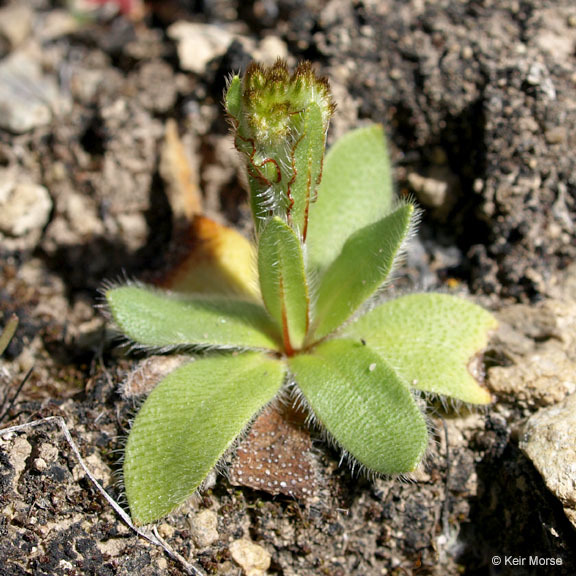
[289,339,428,475]
[225,75,242,119]
[343,293,497,404]
[258,217,309,351]
[290,102,326,239]
[310,203,414,341]
[124,353,285,524]
[306,125,394,274]
[106,286,280,350]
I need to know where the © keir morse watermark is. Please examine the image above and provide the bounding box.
[492,555,563,567]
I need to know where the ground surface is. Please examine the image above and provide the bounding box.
[1,1,576,575]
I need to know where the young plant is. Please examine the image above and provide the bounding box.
[106,60,497,525]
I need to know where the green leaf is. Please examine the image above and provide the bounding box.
[306,125,394,274]
[289,102,326,239]
[106,285,280,350]
[258,217,310,351]
[225,75,242,119]
[342,293,497,404]
[310,203,414,341]
[289,339,428,475]
[124,353,285,524]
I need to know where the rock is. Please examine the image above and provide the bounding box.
[168,22,235,74]
[531,7,576,64]
[32,457,48,472]
[488,299,576,409]
[64,191,105,238]
[157,523,175,539]
[71,452,112,485]
[524,61,556,101]
[545,126,567,145]
[189,509,219,548]
[115,212,148,252]
[38,442,59,464]
[489,348,576,408]
[407,166,459,214]
[37,9,82,42]
[0,52,63,133]
[229,539,271,576]
[4,436,32,487]
[0,180,52,238]
[253,35,289,64]
[0,4,33,53]
[167,21,286,76]
[520,393,576,528]
[0,165,18,204]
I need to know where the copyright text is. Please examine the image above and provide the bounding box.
[491,556,563,567]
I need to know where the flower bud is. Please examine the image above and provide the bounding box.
[225,59,335,240]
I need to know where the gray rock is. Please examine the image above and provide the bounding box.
[520,393,576,529]
[0,52,62,133]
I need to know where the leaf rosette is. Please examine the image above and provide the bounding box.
[106,61,496,525]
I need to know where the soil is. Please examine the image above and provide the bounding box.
[1,1,576,575]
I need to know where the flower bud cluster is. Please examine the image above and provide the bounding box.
[226,60,335,238]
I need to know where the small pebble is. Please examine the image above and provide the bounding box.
[0,52,61,133]
[0,182,52,237]
[545,126,566,145]
[33,458,48,472]
[0,4,33,51]
[229,539,271,576]
[189,509,219,548]
[168,22,234,74]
